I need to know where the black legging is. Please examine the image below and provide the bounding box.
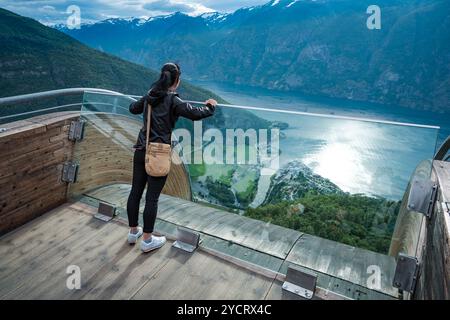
[127,149,168,233]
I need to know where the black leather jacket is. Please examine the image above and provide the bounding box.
[129,90,215,149]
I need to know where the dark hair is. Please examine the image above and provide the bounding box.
[151,62,181,93]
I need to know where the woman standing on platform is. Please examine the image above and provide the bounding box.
[126,62,217,253]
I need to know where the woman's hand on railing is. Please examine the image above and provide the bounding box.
[205,99,218,107]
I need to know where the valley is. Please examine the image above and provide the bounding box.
[59,0,450,114]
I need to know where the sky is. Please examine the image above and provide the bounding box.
[0,0,270,25]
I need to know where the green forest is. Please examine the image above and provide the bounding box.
[245,191,401,254]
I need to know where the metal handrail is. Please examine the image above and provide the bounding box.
[0,87,442,130]
[104,92,442,129]
[0,88,123,107]
[0,103,83,120]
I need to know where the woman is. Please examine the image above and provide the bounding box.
[127,62,217,253]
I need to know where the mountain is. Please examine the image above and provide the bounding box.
[0,7,277,151]
[58,0,450,113]
[263,160,343,204]
[0,8,222,103]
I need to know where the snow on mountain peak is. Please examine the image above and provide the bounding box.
[200,12,219,19]
[199,11,229,25]
[58,0,306,31]
[287,0,301,8]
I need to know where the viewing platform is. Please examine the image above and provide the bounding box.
[0,199,287,300]
[0,89,449,300]
[0,191,398,300]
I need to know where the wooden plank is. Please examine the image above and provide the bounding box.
[0,179,65,216]
[0,208,104,297]
[0,114,75,234]
[79,241,174,300]
[158,198,230,224]
[414,161,450,299]
[157,199,207,221]
[0,163,64,199]
[0,191,67,235]
[86,184,133,208]
[285,234,398,297]
[199,234,284,276]
[1,150,66,178]
[2,220,125,300]
[0,202,78,249]
[0,139,65,168]
[0,127,63,159]
[0,204,85,268]
[0,120,34,134]
[156,195,301,259]
[132,249,274,300]
[27,112,78,127]
[0,123,47,141]
[81,186,300,260]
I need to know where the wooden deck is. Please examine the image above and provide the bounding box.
[80,184,398,300]
[0,112,192,236]
[0,112,402,300]
[0,200,299,300]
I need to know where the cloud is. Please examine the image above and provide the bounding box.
[41,5,56,11]
[0,0,271,24]
[143,0,196,13]
[198,0,268,12]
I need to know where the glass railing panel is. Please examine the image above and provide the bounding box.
[0,89,440,299]
[175,103,438,253]
[75,91,440,254]
[70,91,140,201]
[74,92,439,298]
[0,95,83,125]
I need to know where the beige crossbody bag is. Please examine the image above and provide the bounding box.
[144,102,172,177]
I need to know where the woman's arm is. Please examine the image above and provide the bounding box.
[129,95,147,114]
[173,96,216,121]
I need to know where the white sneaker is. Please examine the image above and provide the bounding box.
[140,235,167,253]
[127,227,143,244]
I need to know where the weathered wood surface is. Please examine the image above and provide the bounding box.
[157,195,302,259]
[414,161,450,299]
[0,193,404,300]
[85,185,302,260]
[132,248,274,300]
[68,113,192,201]
[0,202,105,298]
[0,112,78,235]
[0,111,192,236]
[81,184,398,299]
[0,200,281,300]
[285,234,398,298]
[83,184,399,299]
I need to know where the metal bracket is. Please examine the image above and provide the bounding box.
[68,120,85,142]
[407,178,438,218]
[282,265,317,299]
[94,202,117,222]
[172,227,200,253]
[393,253,420,294]
[61,162,78,183]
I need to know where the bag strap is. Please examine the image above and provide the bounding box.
[145,100,152,149]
